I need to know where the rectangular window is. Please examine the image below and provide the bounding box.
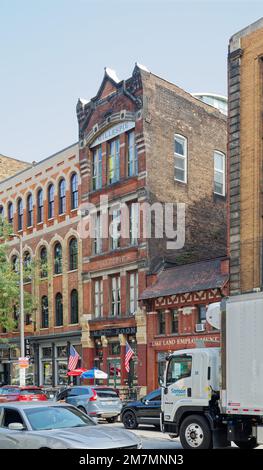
[197,304,207,324]
[174,134,187,183]
[94,279,103,318]
[111,208,121,250]
[92,146,102,190]
[127,131,138,177]
[214,151,225,196]
[129,202,139,245]
[129,272,138,315]
[171,309,179,334]
[94,213,102,255]
[111,275,121,317]
[158,311,166,335]
[108,138,120,184]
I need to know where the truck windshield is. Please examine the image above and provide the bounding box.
[166,355,192,384]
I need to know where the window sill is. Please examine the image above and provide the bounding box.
[67,269,78,274]
[53,273,63,277]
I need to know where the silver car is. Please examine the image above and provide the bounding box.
[0,402,141,449]
[55,386,122,422]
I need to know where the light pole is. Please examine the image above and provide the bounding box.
[12,233,25,386]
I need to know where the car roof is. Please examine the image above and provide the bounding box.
[0,385,42,390]
[0,402,70,409]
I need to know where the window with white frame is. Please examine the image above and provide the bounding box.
[174,134,187,183]
[111,208,121,250]
[92,146,102,190]
[129,271,138,315]
[111,275,121,317]
[129,202,139,246]
[94,213,102,255]
[108,138,120,184]
[214,151,225,196]
[94,279,103,318]
[127,131,138,177]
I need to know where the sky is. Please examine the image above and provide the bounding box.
[1,0,263,163]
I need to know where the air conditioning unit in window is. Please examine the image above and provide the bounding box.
[195,323,206,332]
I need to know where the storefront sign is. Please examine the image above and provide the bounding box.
[90,121,135,148]
[151,334,219,348]
[18,357,29,369]
[91,327,137,338]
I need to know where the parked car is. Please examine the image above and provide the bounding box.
[55,385,122,422]
[0,386,48,402]
[0,402,141,449]
[121,388,161,429]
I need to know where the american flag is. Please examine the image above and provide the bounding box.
[68,345,80,371]
[125,342,135,373]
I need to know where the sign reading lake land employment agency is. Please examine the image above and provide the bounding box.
[90,121,135,148]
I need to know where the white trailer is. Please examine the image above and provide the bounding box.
[161,292,263,449]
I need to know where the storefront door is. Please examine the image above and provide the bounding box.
[107,359,121,388]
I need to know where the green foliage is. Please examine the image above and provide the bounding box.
[0,219,36,331]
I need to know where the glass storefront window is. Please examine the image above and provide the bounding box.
[57,346,67,358]
[42,347,52,358]
[42,361,52,385]
[57,361,68,385]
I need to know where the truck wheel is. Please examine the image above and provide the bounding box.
[122,410,138,429]
[233,437,258,449]
[180,415,212,449]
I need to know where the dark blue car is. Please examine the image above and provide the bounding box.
[121,388,161,429]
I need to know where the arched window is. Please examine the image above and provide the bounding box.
[58,179,66,215]
[24,251,31,282]
[0,206,4,220]
[54,242,62,274]
[70,289,78,324]
[17,198,23,231]
[37,189,43,223]
[69,238,78,271]
[11,255,18,273]
[8,202,13,225]
[55,293,63,326]
[40,246,48,278]
[27,193,33,227]
[41,296,49,328]
[71,173,78,210]
[48,184,54,219]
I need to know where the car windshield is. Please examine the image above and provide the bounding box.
[24,406,96,431]
[0,388,19,394]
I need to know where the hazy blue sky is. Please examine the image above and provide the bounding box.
[1,0,263,162]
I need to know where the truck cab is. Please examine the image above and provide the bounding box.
[161,348,221,448]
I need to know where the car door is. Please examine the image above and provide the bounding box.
[138,389,161,424]
[0,407,28,449]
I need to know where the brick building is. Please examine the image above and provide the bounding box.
[228,18,263,294]
[77,64,227,396]
[140,257,229,391]
[0,143,82,386]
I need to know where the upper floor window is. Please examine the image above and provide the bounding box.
[54,242,62,274]
[171,309,179,334]
[0,206,4,220]
[111,275,121,317]
[40,246,48,278]
[17,198,23,231]
[37,189,43,223]
[71,173,78,210]
[111,208,121,250]
[174,134,187,183]
[92,146,102,191]
[23,251,31,282]
[48,184,55,219]
[27,194,33,227]
[41,296,49,328]
[58,179,66,215]
[108,138,120,184]
[158,311,166,335]
[94,279,103,318]
[8,202,13,226]
[129,272,138,315]
[127,131,138,177]
[70,289,79,324]
[69,238,78,271]
[94,213,102,255]
[129,202,139,246]
[214,151,225,196]
[197,304,207,324]
[11,255,18,273]
[55,292,63,326]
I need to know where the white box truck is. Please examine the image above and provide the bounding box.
[161,292,263,449]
